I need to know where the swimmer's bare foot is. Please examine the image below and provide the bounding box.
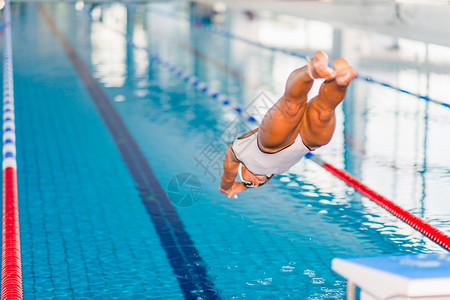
[308,51,336,81]
[333,58,357,87]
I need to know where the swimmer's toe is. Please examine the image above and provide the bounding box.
[334,58,357,86]
[309,51,336,81]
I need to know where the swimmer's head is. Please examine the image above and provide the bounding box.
[238,163,267,188]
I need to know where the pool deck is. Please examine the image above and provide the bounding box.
[195,0,450,47]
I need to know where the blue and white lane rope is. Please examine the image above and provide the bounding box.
[149,7,450,110]
[3,10,16,171]
[358,75,450,108]
[144,50,257,123]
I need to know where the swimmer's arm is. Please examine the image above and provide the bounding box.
[220,143,242,191]
[219,144,249,198]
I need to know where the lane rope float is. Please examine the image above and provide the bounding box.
[306,152,450,251]
[1,1,24,299]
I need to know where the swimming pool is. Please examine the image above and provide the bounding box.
[3,1,450,299]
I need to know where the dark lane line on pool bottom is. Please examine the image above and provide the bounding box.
[38,4,219,299]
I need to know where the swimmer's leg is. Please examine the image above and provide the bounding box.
[300,58,357,150]
[258,51,336,151]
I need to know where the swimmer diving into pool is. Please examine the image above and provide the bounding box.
[219,51,357,198]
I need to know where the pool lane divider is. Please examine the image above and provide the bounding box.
[37,4,219,299]
[140,50,257,123]
[305,152,450,251]
[84,6,450,251]
[149,8,450,110]
[1,1,24,299]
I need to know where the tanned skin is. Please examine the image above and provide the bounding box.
[219,51,357,198]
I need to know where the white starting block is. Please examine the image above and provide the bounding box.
[332,253,450,300]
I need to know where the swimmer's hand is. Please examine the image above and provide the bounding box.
[219,182,248,199]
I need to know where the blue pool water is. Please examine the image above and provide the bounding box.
[3,1,450,299]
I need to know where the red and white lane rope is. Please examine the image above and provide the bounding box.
[306,153,450,251]
[2,1,23,299]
